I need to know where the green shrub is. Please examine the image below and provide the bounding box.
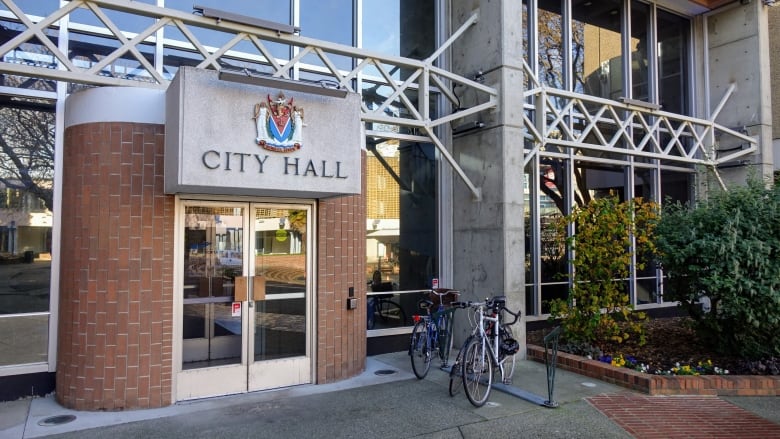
[548,196,656,348]
[656,179,780,359]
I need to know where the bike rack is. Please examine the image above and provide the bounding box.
[542,326,562,408]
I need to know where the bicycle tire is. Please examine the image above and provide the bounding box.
[448,336,471,397]
[410,320,432,379]
[462,338,493,407]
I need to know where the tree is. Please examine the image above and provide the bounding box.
[548,196,657,347]
[0,102,55,212]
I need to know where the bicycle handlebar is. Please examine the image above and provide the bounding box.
[450,296,522,326]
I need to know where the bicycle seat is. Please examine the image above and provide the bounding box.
[417,298,434,310]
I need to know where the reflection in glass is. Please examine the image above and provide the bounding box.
[253,208,307,360]
[0,315,49,366]
[182,303,242,369]
[69,33,156,83]
[361,0,434,79]
[657,10,689,115]
[68,6,155,34]
[0,101,54,321]
[573,0,622,99]
[0,19,58,91]
[365,139,437,328]
[630,1,650,101]
[181,206,243,369]
[0,1,58,18]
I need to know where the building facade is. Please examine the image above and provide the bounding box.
[0,0,776,408]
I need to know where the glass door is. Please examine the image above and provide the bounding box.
[247,205,311,391]
[176,201,312,400]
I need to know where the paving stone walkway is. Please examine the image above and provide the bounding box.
[587,394,780,439]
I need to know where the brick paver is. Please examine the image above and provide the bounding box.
[588,394,780,438]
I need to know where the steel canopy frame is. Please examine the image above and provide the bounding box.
[520,61,758,190]
[0,0,496,200]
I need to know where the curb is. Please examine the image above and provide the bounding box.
[527,344,780,396]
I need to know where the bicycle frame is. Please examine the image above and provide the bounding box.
[449,296,520,406]
[471,305,510,382]
[409,289,459,379]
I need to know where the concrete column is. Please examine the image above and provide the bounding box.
[769,6,780,170]
[449,1,526,355]
[707,2,775,185]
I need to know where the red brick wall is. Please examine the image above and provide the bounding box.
[316,152,367,383]
[58,122,366,408]
[58,122,174,410]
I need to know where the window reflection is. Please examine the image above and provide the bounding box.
[361,0,434,80]
[0,100,54,366]
[366,139,437,329]
[300,0,353,71]
[573,0,623,99]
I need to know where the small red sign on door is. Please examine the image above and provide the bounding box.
[432,278,439,289]
[232,302,241,317]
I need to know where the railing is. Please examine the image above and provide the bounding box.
[0,0,497,200]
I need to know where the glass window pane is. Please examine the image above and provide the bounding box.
[0,18,58,91]
[573,0,623,99]
[0,1,58,18]
[301,0,351,44]
[166,0,291,24]
[68,6,156,34]
[362,0,435,60]
[537,0,565,90]
[163,1,292,65]
[366,140,437,295]
[0,315,49,366]
[0,101,54,367]
[630,1,650,101]
[657,9,690,114]
[300,0,353,71]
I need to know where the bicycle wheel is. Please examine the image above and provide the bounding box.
[448,336,470,397]
[462,338,493,407]
[410,320,432,379]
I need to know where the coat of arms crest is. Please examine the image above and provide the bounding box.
[253,91,304,152]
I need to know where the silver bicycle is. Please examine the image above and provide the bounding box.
[448,296,520,407]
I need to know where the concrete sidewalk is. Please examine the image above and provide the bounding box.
[1,352,779,438]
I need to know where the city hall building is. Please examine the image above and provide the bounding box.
[0,0,778,409]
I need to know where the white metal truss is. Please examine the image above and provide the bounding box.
[521,60,757,189]
[0,0,497,200]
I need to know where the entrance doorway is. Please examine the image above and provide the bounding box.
[176,201,313,400]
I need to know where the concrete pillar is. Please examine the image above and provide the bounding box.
[449,1,526,355]
[707,2,775,185]
[769,6,780,171]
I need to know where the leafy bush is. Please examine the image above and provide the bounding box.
[548,196,656,348]
[655,179,780,359]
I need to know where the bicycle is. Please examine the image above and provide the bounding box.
[408,288,459,379]
[366,281,406,330]
[448,296,520,406]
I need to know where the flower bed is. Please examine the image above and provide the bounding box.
[527,344,780,396]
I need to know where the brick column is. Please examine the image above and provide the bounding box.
[58,122,174,410]
[316,152,367,383]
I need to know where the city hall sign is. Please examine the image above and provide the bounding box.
[165,67,362,198]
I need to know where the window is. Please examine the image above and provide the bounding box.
[0,100,54,367]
